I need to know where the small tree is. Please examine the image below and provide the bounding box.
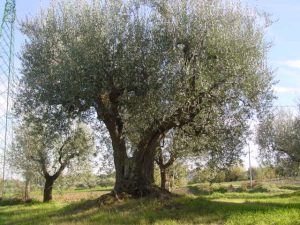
[256,166,276,181]
[257,110,300,174]
[9,135,41,200]
[10,120,94,202]
[225,166,247,182]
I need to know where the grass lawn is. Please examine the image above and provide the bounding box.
[0,183,299,225]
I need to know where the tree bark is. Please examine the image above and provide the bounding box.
[112,138,128,193]
[101,118,128,193]
[43,177,55,202]
[118,133,160,197]
[96,96,167,196]
[134,146,156,195]
[96,95,129,194]
[160,168,167,190]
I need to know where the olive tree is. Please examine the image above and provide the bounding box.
[17,0,273,196]
[10,120,94,202]
[257,110,300,174]
[156,113,247,190]
[8,143,40,200]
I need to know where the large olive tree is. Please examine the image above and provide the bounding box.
[17,0,273,196]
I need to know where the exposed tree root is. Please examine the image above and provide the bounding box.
[98,186,176,206]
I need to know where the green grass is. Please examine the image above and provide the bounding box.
[0,184,299,225]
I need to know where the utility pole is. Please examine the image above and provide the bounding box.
[248,143,253,188]
[0,0,16,198]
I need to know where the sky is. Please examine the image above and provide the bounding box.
[246,0,300,109]
[1,0,300,169]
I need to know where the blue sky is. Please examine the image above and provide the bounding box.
[1,0,300,168]
[246,0,300,108]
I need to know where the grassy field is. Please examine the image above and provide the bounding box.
[0,182,299,225]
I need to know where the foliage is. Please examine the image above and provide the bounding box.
[56,167,99,191]
[190,165,247,184]
[257,110,300,174]
[9,120,94,178]
[8,118,94,201]
[168,161,188,188]
[96,173,115,188]
[225,166,247,182]
[255,166,277,181]
[190,167,224,184]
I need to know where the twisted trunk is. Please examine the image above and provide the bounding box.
[106,123,160,196]
[42,165,65,202]
[131,145,156,196]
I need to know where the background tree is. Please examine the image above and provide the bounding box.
[224,166,247,182]
[10,119,94,202]
[8,144,40,200]
[17,0,273,196]
[156,113,248,189]
[257,110,300,175]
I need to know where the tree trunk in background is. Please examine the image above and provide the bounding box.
[24,178,30,200]
[156,146,175,191]
[160,168,167,190]
[43,178,55,202]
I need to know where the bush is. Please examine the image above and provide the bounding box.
[225,166,247,182]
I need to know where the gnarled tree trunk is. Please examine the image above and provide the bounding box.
[96,98,166,197]
[116,133,160,197]
[132,146,156,196]
[107,132,160,196]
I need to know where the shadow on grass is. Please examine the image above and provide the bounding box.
[2,191,300,225]
[187,185,270,196]
[72,186,113,193]
[58,195,300,224]
[187,185,300,201]
[0,198,24,206]
[0,198,40,206]
[280,186,300,191]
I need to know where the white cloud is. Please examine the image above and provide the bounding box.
[273,86,300,94]
[283,60,300,69]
